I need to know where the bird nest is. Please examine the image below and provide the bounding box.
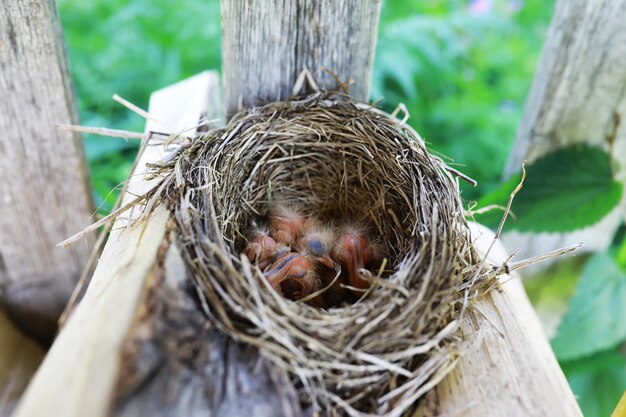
[148,92,496,416]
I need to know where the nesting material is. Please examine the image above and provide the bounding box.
[149,92,494,416]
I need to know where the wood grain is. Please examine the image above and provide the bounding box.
[221,0,381,115]
[427,227,582,417]
[0,0,94,342]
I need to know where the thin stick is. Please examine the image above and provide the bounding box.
[57,123,180,142]
[466,204,517,221]
[321,67,349,94]
[57,187,135,327]
[390,103,410,125]
[459,163,527,318]
[58,224,110,327]
[178,117,222,134]
[292,68,309,96]
[292,67,321,96]
[57,192,150,247]
[57,124,144,140]
[297,269,342,304]
[112,94,168,128]
[506,242,584,273]
[444,165,478,187]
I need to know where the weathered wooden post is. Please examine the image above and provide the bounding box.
[503,0,626,261]
[221,0,380,113]
[12,1,585,416]
[1,0,93,415]
[0,0,95,343]
[506,0,626,173]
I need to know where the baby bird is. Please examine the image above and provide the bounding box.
[298,223,336,269]
[332,227,385,297]
[243,228,277,270]
[263,252,322,304]
[268,205,307,248]
[298,224,343,306]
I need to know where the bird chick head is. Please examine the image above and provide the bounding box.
[299,223,336,269]
[243,227,277,268]
[268,204,307,247]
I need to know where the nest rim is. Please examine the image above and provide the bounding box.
[152,92,493,416]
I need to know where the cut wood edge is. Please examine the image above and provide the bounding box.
[425,223,582,417]
[12,72,220,417]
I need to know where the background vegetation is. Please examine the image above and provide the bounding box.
[57,0,625,414]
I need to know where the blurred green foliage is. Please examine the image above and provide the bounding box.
[58,0,553,209]
[561,348,626,417]
[375,0,553,200]
[58,0,625,414]
[58,0,221,210]
[552,253,626,360]
[526,238,626,417]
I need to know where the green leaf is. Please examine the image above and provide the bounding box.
[551,253,626,360]
[560,348,626,417]
[473,145,622,232]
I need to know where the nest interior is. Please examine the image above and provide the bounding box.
[152,92,486,416]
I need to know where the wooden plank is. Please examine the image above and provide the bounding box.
[0,0,95,342]
[13,72,228,417]
[221,0,381,114]
[0,309,45,417]
[502,0,626,263]
[427,225,582,417]
[16,71,302,417]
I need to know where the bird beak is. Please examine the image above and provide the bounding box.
[317,255,335,269]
